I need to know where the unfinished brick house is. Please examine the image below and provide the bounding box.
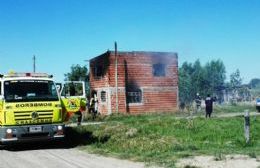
[89,51,178,115]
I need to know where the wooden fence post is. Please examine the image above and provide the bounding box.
[244,110,250,144]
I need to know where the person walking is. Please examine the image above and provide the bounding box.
[205,94,213,118]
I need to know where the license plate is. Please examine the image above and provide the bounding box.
[29,126,42,133]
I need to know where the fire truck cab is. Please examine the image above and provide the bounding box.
[0,72,65,144]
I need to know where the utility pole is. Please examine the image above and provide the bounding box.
[33,55,36,72]
[115,42,119,113]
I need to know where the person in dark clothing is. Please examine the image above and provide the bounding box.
[205,94,213,118]
[75,111,82,126]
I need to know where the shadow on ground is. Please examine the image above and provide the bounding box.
[2,126,109,151]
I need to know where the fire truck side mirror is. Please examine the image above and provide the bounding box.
[55,83,62,93]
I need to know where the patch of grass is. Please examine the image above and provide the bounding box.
[249,152,257,158]
[72,113,260,167]
[184,166,200,168]
[174,103,256,117]
[213,103,256,114]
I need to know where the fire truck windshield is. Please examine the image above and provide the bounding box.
[4,80,59,102]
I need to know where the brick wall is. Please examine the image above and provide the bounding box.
[89,51,178,114]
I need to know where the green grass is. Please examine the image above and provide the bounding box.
[174,103,257,118]
[213,103,256,114]
[70,113,260,167]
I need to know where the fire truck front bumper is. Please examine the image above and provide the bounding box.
[0,124,65,144]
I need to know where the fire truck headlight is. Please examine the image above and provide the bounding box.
[57,125,63,131]
[6,129,12,134]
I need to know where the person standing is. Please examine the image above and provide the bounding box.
[205,94,213,118]
[89,92,98,120]
[89,96,95,119]
[195,93,202,112]
[94,93,98,115]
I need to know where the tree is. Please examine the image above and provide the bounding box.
[229,69,242,102]
[204,60,226,101]
[191,60,207,97]
[64,64,90,96]
[179,60,204,99]
[178,65,193,108]
[230,69,242,89]
[178,60,206,109]
[64,64,89,81]
[249,78,260,89]
[178,59,226,108]
[249,78,260,98]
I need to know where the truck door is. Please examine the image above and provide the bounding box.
[0,81,3,113]
[60,81,86,121]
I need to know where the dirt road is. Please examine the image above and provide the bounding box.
[0,144,145,168]
[0,124,147,168]
[176,155,260,168]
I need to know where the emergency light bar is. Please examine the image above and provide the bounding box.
[4,72,53,78]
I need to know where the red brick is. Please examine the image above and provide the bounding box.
[89,51,178,114]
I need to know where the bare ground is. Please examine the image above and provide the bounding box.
[0,146,146,168]
[176,155,260,168]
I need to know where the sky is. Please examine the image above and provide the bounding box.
[0,0,259,83]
